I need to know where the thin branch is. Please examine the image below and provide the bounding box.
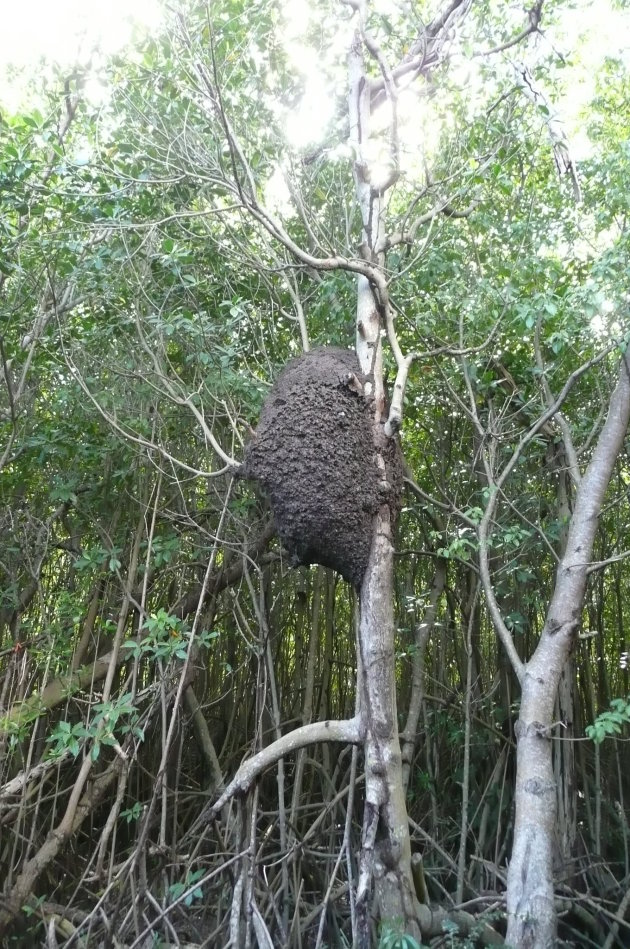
[478,511,525,681]
[534,315,581,486]
[474,0,544,57]
[512,60,581,201]
[586,549,630,574]
[360,7,400,191]
[384,314,504,436]
[177,17,390,302]
[59,345,238,477]
[200,717,363,821]
[494,343,616,500]
[474,341,623,680]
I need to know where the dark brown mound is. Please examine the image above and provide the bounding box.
[244,347,401,587]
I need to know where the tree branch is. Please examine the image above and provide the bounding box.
[475,0,544,57]
[199,717,363,822]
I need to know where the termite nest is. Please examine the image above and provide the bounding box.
[243,347,402,587]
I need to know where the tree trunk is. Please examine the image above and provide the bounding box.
[356,507,421,943]
[551,445,577,874]
[506,351,630,948]
[346,17,423,939]
[553,660,577,869]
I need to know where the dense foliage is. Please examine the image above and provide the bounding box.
[1,1,629,946]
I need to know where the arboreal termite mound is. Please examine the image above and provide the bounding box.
[243,347,402,588]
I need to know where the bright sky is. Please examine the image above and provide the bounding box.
[0,0,162,110]
[1,0,629,159]
[0,0,161,64]
[282,0,630,158]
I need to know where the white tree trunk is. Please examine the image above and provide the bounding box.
[346,18,424,941]
[356,505,421,942]
[506,351,630,948]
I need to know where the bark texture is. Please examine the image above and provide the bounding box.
[506,351,630,948]
[244,347,402,587]
[356,505,422,942]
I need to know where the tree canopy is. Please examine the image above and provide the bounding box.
[1,1,629,947]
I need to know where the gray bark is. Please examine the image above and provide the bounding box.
[347,14,423,942]
[356,507,421,943]
[506,350,630,948]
